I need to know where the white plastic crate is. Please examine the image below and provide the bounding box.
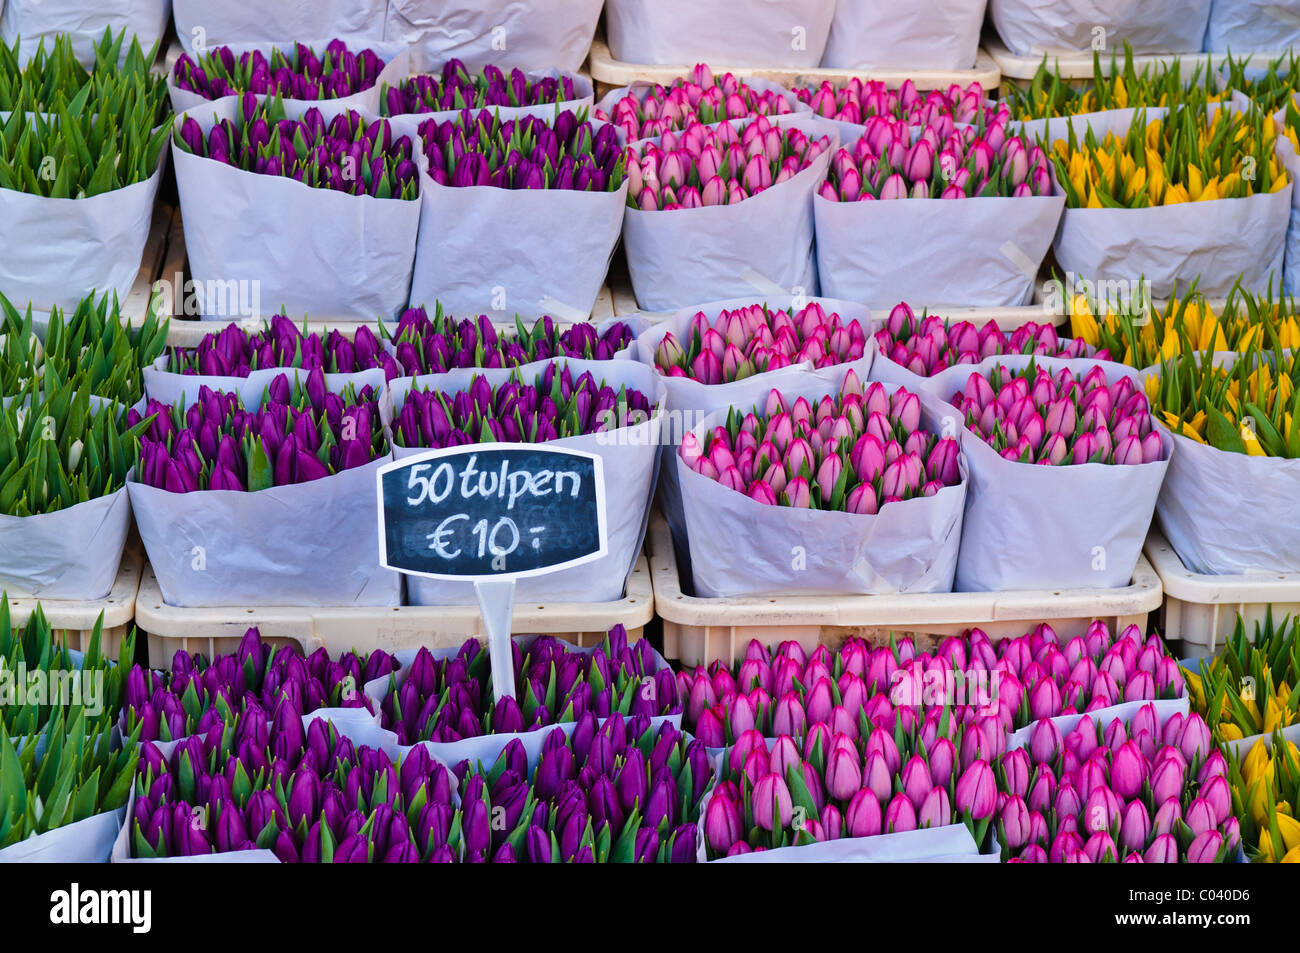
[4,544,143,656]
[648,515,1163,665]
[133,555,654,664]
[1147,526,1300,658]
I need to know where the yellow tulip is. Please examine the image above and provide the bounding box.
[1283,846,1300,863]
[1219,722,1244,740]
[1243,740,1271,785]
[1279,813,1300,851]
[1164,183,1190,204]
[1188,164,1204,200]
[1243,696,1263,730]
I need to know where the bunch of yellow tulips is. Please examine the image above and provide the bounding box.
[1145,343,1300,457]
[1006,43,1223,120]
[1224,51,1300,115]
[1051,103,1289,208]
[1068,284,1300,370]
[1183,612,1300,741]
[1227,734,1300,861]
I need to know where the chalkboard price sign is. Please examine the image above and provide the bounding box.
[376,444,609,582]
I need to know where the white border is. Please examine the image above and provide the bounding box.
[375,442,609,582]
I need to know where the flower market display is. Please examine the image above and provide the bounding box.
[7,10,1300,894]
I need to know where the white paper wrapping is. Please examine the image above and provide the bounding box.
[623,117,838,312]
[141,356,384,410]
[678,394,968,598]
[605,0,835,68]
[822,0,986,70]
[815,190,1065,308]
[128,366,398,607]
[0,805,125,862]
[989,0,1212,55]
[172,109,421,323]
[167,38,410,121]
[1204,0,1300,51]
[1006,697,1190,750]
[1045,108,1290,299]
[1274,135,1300,298]
[384,0,602,73]
[385,358,665,605]
[0,160,163,313]
[1157,430,1300,575]
[129,454,399,608]
[0,488,130,600]
[171,0,386,48]
[406,177,627,322]
[934,354,1172,592]
[1,0,169,66]
[1013,107,1169,152]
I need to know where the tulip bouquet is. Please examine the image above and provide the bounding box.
[1226,733,1300,861]
[951,362,1165,466]
[164,315,400,382]
[130,710,460,861]
[1224,52,1300,116]
[0,380,151,517]
[0,29,165,117]
[1,291,168,406]
[819,117,1054,202]
[1148,346,1300,457]
[416,109,624,191]
[0,94,171,198]
[682,374,961,512]
[798,79,1002,127]
[384,60,580,117]
[1002,703,1240,862]
[392,365,655,451]
[1051,106,1288,208]
[0,706,140,854]
[173,40,388,102]
[455,714,708,863]
[595,64,794,142]
[175,96,421,199]
[1062,285,1300,371]
[876,303,1097,380]
[380,630,676,745]
[1183,612,1300,742]
[626,115,831,210]
[387,307,635,376]
[1,606,134,738]
[125,628,399,745]
[1005,44,1223,121]
[702,722,1000,859]
[652,302,867,384]
[131,370,386,493]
